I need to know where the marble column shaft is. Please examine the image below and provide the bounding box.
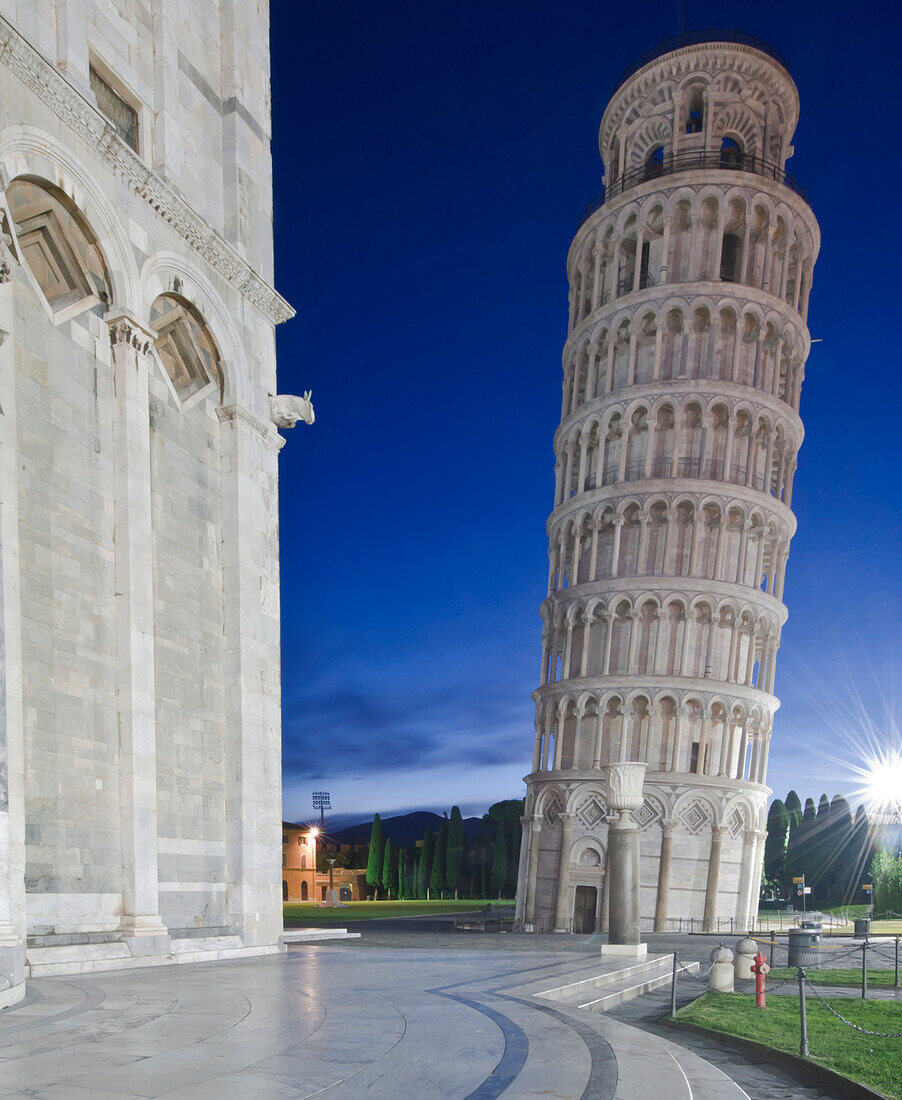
[703,826,725,930]
[0,249,26,1006]
[109,315,167,941]
[524,817,543,927]
[553,814,574,931]
[653,822,676,932]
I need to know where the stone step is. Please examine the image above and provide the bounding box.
[534,953,699,1013]
[282,928,361,944]
[534,952,672,1002]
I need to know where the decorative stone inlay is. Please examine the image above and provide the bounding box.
[577,796,606,828]
[634,799,662,831]
[0,15,294,326]
[728,808,745,837]
[544,797,562,828]
[680,801,710,835]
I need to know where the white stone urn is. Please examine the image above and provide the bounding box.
[709,945,734,993]
[734,937,758,981]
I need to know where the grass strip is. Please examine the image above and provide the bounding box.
[284,899,514,922]
[676,991,902,1099]
[768,967,899,989]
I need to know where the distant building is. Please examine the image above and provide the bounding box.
[281,823,366,903]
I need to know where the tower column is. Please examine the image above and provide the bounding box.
[602,762,647,952]
[704,825,725,931]
[654,821,677,932]
[553,814,575,931]
[524,816,544,929]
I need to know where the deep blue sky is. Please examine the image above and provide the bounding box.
[271,1,901,828]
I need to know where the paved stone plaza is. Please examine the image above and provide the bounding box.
[0,932,851,1098]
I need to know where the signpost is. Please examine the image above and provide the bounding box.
[792,875,807,913]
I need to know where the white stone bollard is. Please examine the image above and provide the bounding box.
[709,945,734,993]
[734,937,758,982]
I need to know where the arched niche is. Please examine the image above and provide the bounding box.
[149,293,223,409]
[6,176,111,323]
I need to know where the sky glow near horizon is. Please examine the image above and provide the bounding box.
[271,0,902,827]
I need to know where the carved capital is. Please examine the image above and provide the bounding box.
[108,314,154,355]
[602,761,647,812]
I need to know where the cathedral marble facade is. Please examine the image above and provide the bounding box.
[0,0,300,1003]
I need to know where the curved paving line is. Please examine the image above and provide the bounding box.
[0,980,104,1039]
[429,988,529,1099]
[496,993,619,1100]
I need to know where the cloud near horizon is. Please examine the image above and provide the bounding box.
[281,674,532,782]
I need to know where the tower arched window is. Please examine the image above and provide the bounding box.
[720,233,741,282]
[644,145,665,181]
[720,136,743,170]
[685,87,704,133]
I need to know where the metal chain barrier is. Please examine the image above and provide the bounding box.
[804,979,902,1038]
[677,957,715,983]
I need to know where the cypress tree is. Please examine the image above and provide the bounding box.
[852,805,876,905]
[763,799,790,886]
[381,837,393,899]
[824,795,854,903]
[446,806,465,899]
[430,819,448,899]
[489,826,507,899]
[784,810,808,898]
[418,829,435,900]
[785,789,803,826]
[366,814,384,900]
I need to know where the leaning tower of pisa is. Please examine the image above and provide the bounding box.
[515,33,819,934]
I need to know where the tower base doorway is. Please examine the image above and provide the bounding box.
[573,885,597,934]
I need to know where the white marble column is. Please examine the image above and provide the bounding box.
[654,820,677,932]
[108,315,169,947]
[553,814,574,931]
[524,815,543,928]
[602,762,647,953]
[703,825,725,930]
[219,403,286,949]
[735,828,756,929]
[0,239,26,1007]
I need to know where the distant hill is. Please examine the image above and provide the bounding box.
[330,811,482,847]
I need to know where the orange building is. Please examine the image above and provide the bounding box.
[282,821,318,902]
[282,822,367,902]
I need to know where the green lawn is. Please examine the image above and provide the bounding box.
[768,967,899,989]
[677,991,902,1099]
[284,899,515,923]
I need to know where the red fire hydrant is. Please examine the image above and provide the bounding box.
[751,951,770,1008]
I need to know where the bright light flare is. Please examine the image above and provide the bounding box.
[308,826,319,838]
[860,750,902,815]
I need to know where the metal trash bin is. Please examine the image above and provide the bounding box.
[800,919,822,931]
[853,917,871,938]
[787,928,822,968]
